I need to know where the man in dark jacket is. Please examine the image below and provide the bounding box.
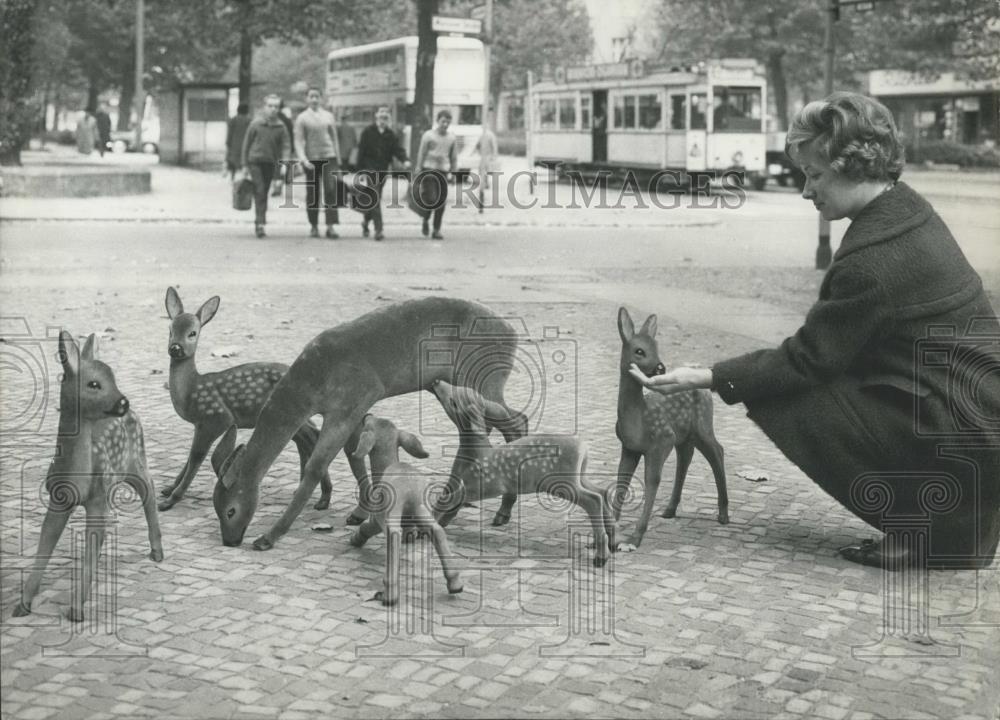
[241,94,291,238]
[226,103,251,179]
[355,106,409,241]
[94,103,112,157]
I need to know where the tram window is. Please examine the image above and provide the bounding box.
[691,93,707,130]
[613,95,626,128]
[638,94,662,129]
[712,86,762,132]
[539,98,557,129]
[670,95,686,130]
[581,96,591,129]
[459,105,482,125]
[559,98,576,129]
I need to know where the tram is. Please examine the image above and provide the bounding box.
[528,58,768,189]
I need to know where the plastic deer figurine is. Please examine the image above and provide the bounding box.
[14,332,164,622]
[614,307,728,551]
[431,380,616,567]
[162,287,368,521]
[348,414,463,606]
[212,297,528,550]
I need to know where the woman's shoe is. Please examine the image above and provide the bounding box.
[837,538,916,570]
[325,226,339,239]
[431,230,444,240]
[309,225,319,238]
[255,224,266,238]
[422,219,429,237]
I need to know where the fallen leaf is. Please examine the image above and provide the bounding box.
[150,369,163,375]
[311,524,334,533]
[355,617,369,623]
[210,346,241,358]
[737,468,769,483]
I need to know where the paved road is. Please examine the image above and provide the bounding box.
[1,213,998,720]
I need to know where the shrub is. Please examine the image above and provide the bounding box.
[905,139,1000,168]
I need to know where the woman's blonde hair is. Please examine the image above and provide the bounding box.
[786,92,904,181]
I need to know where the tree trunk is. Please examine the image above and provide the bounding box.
[238,1,253,107]
[0,0,38,166]
[118,45,136,131]
[410,0,438,163]
[87,81,100,112]
[765,49,789,131]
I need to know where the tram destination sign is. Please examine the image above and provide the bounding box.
[562,59,645,83]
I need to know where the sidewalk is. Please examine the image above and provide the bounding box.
[0,153,722,229]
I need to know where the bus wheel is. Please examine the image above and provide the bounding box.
[750,174,767,192]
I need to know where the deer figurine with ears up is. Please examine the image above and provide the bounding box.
[614,307,729,552]
[14,332,164,622]
[347,414,463,606]
[162,287,368,520]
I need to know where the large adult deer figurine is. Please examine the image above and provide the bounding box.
[14,332,163,621]
[163,288,367,521]
[213,297,528,550]
[614,307,729,551]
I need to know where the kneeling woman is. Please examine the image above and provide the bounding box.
[633,92,1000,569]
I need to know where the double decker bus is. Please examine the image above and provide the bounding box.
[326,36,485,173]
[528,58,768,189]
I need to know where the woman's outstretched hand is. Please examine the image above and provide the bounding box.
[628,365,713,395]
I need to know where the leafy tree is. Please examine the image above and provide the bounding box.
[0,0,39,165]
[644,0,1000,130]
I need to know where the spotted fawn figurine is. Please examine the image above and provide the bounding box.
[14,332,163,622]
[614,307,728,551]
[162,287,369,520]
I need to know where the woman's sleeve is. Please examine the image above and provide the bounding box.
[711,261,888,405]
[415,132,429,170]
[241,123,255,167]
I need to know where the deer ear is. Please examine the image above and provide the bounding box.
[353,428,377,459]
[58,331,80,376]
[165,286,184,319]
[640,314,658,338]
[217,444,244,490]
[82,333,98,361]
[399,430,429,459]
[617,307,635,342]
[212,425,239,478]
[197,296,221,326]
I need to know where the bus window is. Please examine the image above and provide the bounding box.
[459,105,482,125]
[638,94,662,129]
[712,86,762,132]
[581,95,591,129]
[539,98,557,129]
[558,98,576,129]
[691,93,707,130]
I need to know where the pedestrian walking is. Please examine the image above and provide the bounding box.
[75,107,97,156]
[335,108,358,171]
[225,103,251,180]
[474,111,499,211]
[631,91,1000,570]
[94,103,112,157]
[355,106,409,241]
[241,94,291,238]
[294,87,342,239]
[414,109,458,239]
[272,98,296,197]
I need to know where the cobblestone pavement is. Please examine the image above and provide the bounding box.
[1,222,998,720]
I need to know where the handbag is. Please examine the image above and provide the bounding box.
[232,173,253,211]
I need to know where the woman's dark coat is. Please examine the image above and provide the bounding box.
[711,182,1000,566]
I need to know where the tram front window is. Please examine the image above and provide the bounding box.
[712,86,762,132]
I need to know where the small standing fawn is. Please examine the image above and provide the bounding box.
[348,415,463,606]
[431,380,616,566]
[614,307,728,551]
[14,332,163,622]
[163,287,366,520]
